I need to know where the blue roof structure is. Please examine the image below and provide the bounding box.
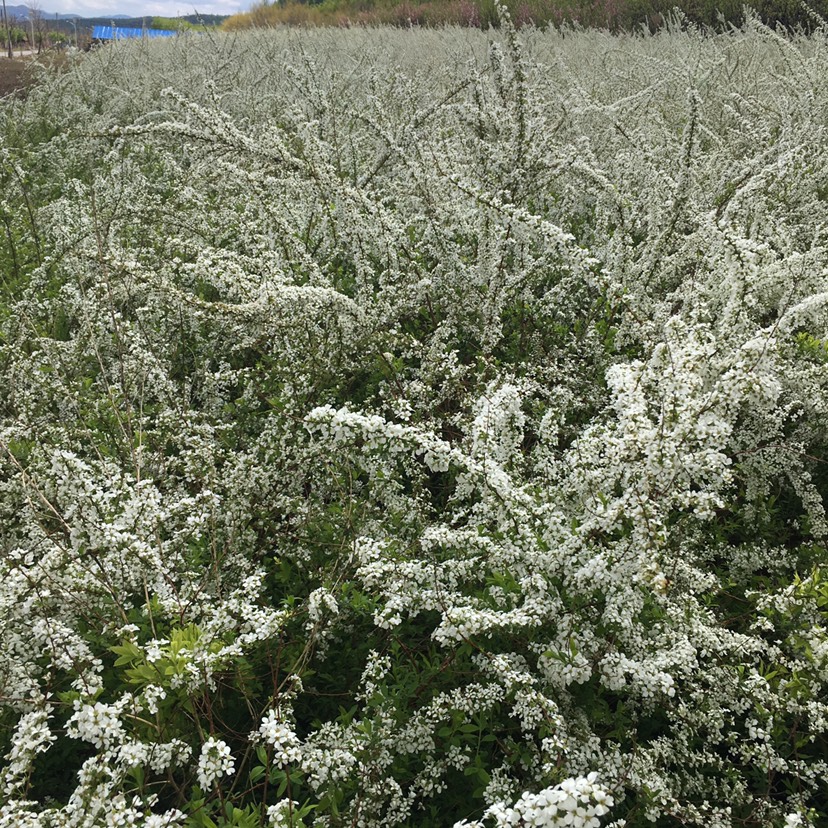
[92,25,177,40]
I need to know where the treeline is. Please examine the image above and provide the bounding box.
[0,15,72,53]
[223,0,827,31]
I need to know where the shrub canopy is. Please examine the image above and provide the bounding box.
[0,15,827,828]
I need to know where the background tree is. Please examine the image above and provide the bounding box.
[27,1,45,53]
[10,17,26,51]
[1,0,12,58]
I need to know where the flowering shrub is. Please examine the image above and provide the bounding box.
[0,12,827,828]
[458,772,615,828]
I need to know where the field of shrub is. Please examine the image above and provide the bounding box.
[1,13,828,827]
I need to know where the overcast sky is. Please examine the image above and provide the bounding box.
[32,0,248,17]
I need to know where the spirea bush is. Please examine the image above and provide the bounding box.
[1,11,827,827]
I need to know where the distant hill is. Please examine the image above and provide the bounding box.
[1,6,225,26]
[5,4,38,19]
[1,6,138,21]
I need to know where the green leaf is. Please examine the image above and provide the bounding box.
[111,642,142,666]
[276,774,289,797]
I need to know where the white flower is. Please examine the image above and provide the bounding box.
[2,710,55,794]
[67,701,125,750]
[256,710,303,768]
[144,810,186,827]
[267,799,299,827]
[196,737,235,790]
[483,776,614,828]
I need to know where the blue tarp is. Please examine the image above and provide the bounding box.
[92,25,177,40]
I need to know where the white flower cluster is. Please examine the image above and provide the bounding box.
[1,710,55,795]
[256,710,303,767]
[267,799,299,827]
[196,737,236,790]
[599,654,676,699]
[118,738,192,774]
[67,700,126,750]
[307,587,339,626]
[457,774,614,828]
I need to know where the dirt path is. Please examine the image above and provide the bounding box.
[0,57,31,98]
